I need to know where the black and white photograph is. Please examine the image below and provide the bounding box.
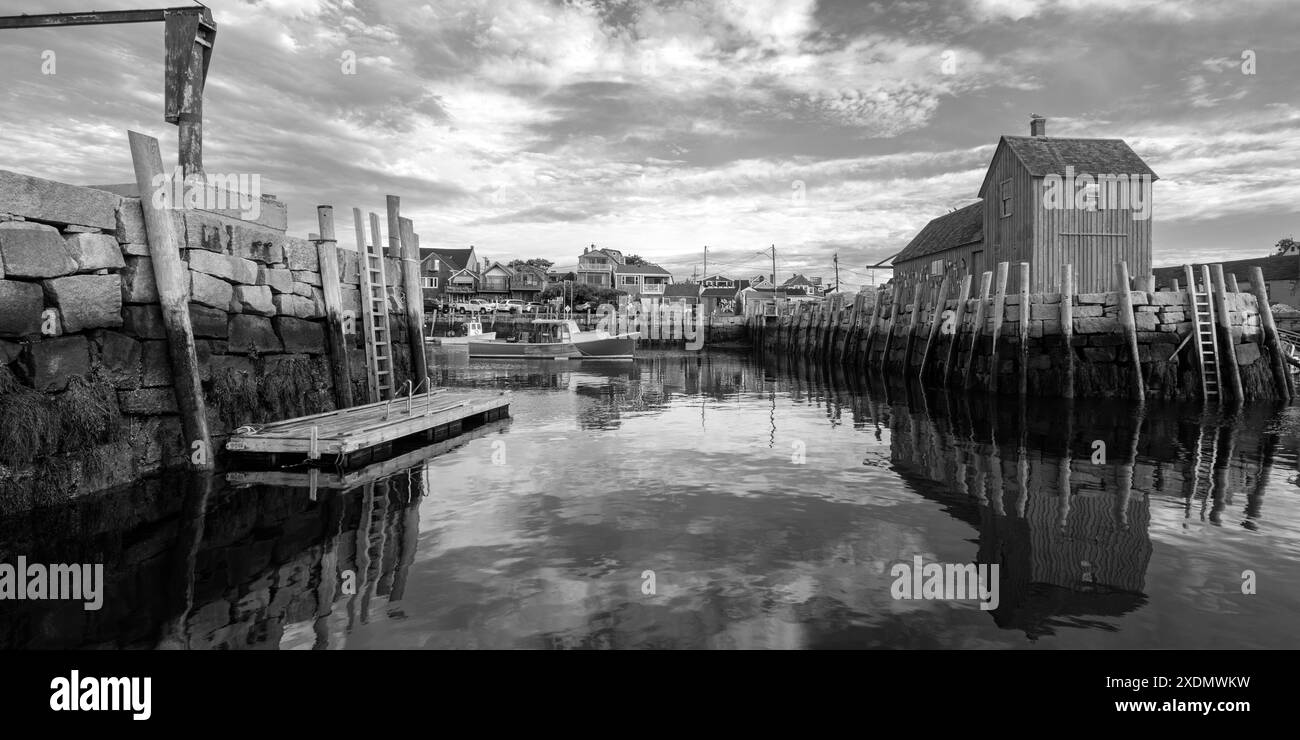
[0,0,1295,723]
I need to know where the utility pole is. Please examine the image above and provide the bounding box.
[703,245,708,282]
[833,253,840,293]
[770,245,777,288]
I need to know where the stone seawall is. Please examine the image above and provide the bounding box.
[0,170,417,506]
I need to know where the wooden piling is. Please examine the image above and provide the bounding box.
[1061,264,1075,399]
[1211,264,1243,401]
[398,215,429,384]
[943,274,972,385]
[1017,262,1029,397]
[963,271,993,389]
[839,295,861,363]
[128,130,213,470]
[316,206,354,410]
[1115,261,1145,401]
[1227,273,1241,294]
[863,289,884,364]
[352,209,379,403]
[904,279,925,371]
[987,262,1009,392]
[919,272,952,382]
[1171,278,1179,292]
[1249,265,1292,400]
[885,280,905,364]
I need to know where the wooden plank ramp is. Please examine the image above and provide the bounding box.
[224,388,511,457]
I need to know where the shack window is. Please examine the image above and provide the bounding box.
[999,179,1012,217]
[930,259,944,275]
[421,276,439,288]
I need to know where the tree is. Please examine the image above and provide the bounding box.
[538,282,625,305]
[624,254,649,266]
[509,258,553,270]
[1275,237,1298,255]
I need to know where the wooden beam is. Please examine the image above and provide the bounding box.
[386,195,403,259]
[1211,263,1244,401]
[1115,261,1145,401]
[0,8,189,28]
[316,206,354,410]
[128,130,212,470]
[1249,265,1292,400]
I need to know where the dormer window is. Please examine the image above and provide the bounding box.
[999,179,1013,217]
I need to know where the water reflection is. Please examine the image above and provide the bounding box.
[2,350,1298,649]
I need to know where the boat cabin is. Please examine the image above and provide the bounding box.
[516,319,581,344]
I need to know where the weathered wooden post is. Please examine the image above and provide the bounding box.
[1061,264,1075,399]
[863,289,884,365]
[905,278,925,371]
[839,295,861,363]
[395,214,428,383]
[987,262,1009,393]
[885,279,905,365]
[1018,262,1030,397]
[128,130,212,470]
[1250,265,1292,400]
[352,208,379,403]
[316,206,354,409]
[919,272,953,382]
[943,274,972,386]
[1171,278,1179,292]
[964,271,993,389]
[1227,273,1241,294]
[1115,261,1145,401]
[1211,264,1243,401]
[385,195,403,258]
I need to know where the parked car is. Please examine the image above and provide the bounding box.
[454,299,494,314]
[523,302,546,313]
[498,299,527,314]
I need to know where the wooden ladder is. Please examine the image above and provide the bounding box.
[358,212,394,401]
[1189,265,1222,401]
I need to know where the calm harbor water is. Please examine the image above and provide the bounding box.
[3,347,1300,649]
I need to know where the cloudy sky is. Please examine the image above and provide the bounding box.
[2,0,1298,291]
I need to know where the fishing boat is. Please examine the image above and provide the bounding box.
[468,319,637,360]
[428,319,496,346]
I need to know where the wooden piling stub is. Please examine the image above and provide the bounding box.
[904,279,925,371]
[1115,261,1145,402]
[1250,265,1293,400]
[316,206,354,410]
[128,130,213,470]
[1227,273,1241,294]
[863,289,883,364]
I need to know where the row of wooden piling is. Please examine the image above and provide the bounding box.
[749,259,1294,404]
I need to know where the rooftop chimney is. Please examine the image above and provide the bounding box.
[1030,114,1046,137]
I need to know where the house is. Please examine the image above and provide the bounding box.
[508,263,547,301]
[615,262,673,299]
[420,245,480,306]
[699,274,744,315]
[890,115,1158,293]
[661,282,701,305]
[479,261,514,299]
[577,245,623,287]
[1153,254,1300,309]
[738,285,789,316]
[780,274,823,297]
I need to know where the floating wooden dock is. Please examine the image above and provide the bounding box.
[224,388,510,459]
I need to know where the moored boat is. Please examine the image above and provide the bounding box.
[429,319,496,345]
[468,319,637,359]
